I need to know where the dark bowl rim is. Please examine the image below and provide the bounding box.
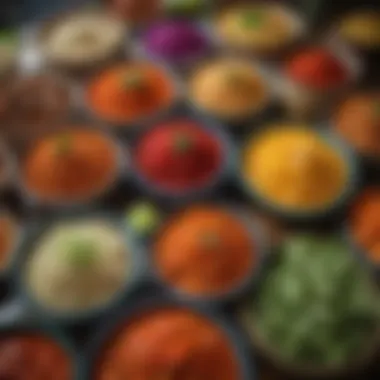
[148,204,269,304]
[238,124,361,222]
[129,113,238,202]
[84,294,256,380]
[0,322,83,380]
[15,125,129,210]
[10,210,148,325]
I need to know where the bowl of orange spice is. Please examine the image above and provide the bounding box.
[152,204,268,304]
[348,187,380,273]
[84,60,180,130]
[18,126,126,209]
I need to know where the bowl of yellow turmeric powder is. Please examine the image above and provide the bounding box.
[240,123,360,222]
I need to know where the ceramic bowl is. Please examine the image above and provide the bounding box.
[85,294,256,380]
[0,319,83,379]
[186,57,279,129]
[210,1,308,59]
[81,58,185,131]
[237,233,380,379]
[16,125,129,211]
[129,112,238,205]
[239,125,361,224]
[36,8,129,75]
[149,205,269,305]
[11,210,148,325]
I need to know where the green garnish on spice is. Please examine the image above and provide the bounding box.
[0,30,18,46]
[165,0,203,16]
[200,231,220,249]
[55,134,72,156]
[250,234,380,366]
[173,133,193,154]
[122,71,147,92]
[127,202,161,236]
[64,239,98,268]
[239,10,265,29]
[372,99,380,117]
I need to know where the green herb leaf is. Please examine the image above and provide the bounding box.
[239,10,265,29]
[0,30,18,46]
[64,239,97,268]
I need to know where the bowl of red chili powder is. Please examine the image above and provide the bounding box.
[281,42,362,118]
[131,115,235,203]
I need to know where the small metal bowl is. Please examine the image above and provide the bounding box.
[238,124,361,225]
[85,294,256,380]
[149,205,269,306]
[129,112,238,205]
[12,210,148,325]
[16,125,129,211]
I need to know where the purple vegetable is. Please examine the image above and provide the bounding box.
[143,21,209,63]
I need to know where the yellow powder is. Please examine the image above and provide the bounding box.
[243,126,348,210]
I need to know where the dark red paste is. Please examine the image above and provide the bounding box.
[135,119,223,191]
[285,47,348,90]
[0,333,72,380]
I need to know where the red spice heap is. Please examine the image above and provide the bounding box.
[135,120,223,191]
[285,47,348,90]
[0,334,72,380]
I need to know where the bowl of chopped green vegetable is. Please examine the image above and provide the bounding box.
[238,233,380,379]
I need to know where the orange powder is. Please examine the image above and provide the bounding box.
[350,188,380,262]
[23,129,118,202]
[154,206,254,295]
[86,63,175,124]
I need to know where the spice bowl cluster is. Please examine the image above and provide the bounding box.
[0,0,380,379]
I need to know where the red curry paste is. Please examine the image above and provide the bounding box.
[135,120,222,191]
[23,129,118,203]
[95,308,241,380]
[0,334,72,380]
[285,47,348,90]
[154,206,254,295]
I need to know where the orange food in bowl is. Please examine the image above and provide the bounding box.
[350,188,380,263]
[334,93,380,158]
[96,308,241,380]
[22,129,119,203]
[86,62,175,124]
[154,206,254,296]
